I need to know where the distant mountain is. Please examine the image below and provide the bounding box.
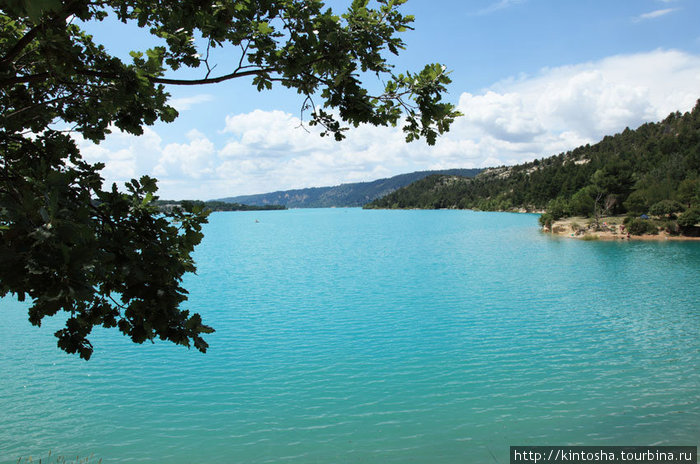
[217,169,482,208]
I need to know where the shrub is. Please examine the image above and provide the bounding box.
[663,220,680,235]
[649,200,682,218]
[677,207,700,227]
[539,213,554,228]
[625,217,659,235]
[546,197,570,220]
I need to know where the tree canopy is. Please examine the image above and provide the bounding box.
[0,0,459,359]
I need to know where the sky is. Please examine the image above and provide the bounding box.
[75,0,700,200]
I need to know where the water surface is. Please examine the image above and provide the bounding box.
[1,209,698,463]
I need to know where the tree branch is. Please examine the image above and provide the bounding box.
[1,25,42,66]
[0,72,51,87]
[1,1,83,66]
[148,67,276,85]
[1,65,279,88]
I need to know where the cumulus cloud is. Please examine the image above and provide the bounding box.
[154,129,216,179]
[220,109,332,158]
[77,50,700,200]
[459,92,545,142]
[453,49,700,167]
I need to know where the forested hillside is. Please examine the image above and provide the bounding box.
[218,169,481,208]
[365,101,700,231]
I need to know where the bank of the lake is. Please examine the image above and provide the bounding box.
[545,216,700,241]
[2,209,698,464]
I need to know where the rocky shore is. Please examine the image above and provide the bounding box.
[543,216,700,241]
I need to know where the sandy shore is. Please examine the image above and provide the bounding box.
[544,216,700,241]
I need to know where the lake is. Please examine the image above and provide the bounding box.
[1,209,699,463]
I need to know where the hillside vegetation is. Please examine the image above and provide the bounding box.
[218,169,481,208]
[365,101,700,234]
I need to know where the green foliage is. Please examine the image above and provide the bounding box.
[677,178,700,208]
[662,219,680,235]
[538,213,554,229]
[623,190,649,215]
[1,0,458,143]
[0,131,212,359]
[364,174,480,210]
[569,187,596,216]
[546,197,570,220]
[624,217,659,236]
[649,199,682,218]
[677,206,700,227]
[1,1,458,358]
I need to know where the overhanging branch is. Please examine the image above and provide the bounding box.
[149,67,276,85]
[1,67,278,88]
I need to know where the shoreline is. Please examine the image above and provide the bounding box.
[544,217,700,241]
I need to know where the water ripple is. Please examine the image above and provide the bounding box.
[1,209,699,464]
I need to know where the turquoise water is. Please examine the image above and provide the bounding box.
[1,209,699,463]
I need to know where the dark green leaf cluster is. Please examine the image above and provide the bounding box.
[366,101,700,236]
[0,131,211,359]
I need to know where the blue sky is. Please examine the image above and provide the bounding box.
[76,0,700,199]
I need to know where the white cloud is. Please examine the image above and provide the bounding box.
[221,109,332,157]
[73,127,162,185]
[154,129,216,179]
[633,8,678,22]
[476,0,526,15]
[452,49,700,167]
[459,92,545,142]
[76,50,700,200]
[168,94,214,111]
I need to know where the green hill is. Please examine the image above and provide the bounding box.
[217,169,481,208]
[365,100,700,233]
